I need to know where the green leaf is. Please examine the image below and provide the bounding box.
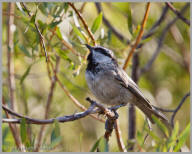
[152,115,169,138]
[49,20,62,29]
[55,27,63,40]
[20,64,33,84]
[71,24,86,43]
[30,9,37,24]
[167,121,179,149]
[127,5,133,35]
[173,123,190,152]
[144,127,161,143]
[51,120,60,143]
[90,137,102,152]
[97,136,108,152]
[16,2,25,15]
[39,3,48,16]
[50,120,62,149]
[170,121,179,141]
[137,131,144,146]
[19,44,31,57]
[91,13,103,34]
[20,118,27,144]
[63,3,69,13]
[49,136,62,149]
[37,20,47,33]
[132,24,140,40]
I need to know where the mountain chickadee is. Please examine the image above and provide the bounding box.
[85,44,169,124]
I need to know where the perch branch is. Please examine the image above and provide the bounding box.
[2,98,124,125]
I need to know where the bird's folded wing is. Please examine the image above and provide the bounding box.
[114,68,152,109]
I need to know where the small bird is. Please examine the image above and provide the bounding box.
[85,44,169,125]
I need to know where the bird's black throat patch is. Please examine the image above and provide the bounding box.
[86,52,100,74]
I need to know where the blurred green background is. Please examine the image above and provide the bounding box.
[2,2,190,152]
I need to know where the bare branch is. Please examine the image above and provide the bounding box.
[2,103,97,124]
[139,3,190,76]
[20,2,48,62]
[2,98,125,125]
[171,92,190,127]
[152,92,190,128]
[166,2,190,26]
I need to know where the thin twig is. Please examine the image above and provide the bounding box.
[166,2,190,26]
[114,120,127,152]
[151,92,190,128]
[34,56,60,152]
[139,3,189,75]
[68,2,96,46]
[123,3,151,70]
[20,2,48,62]
[170,92,190,127]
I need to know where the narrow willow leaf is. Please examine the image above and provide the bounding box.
[144,127,161,143]
[55,27,63,40]
[20,64,33,84]
[49,20,62,29]
[30,8,37,24]
[127,5,133,35]
[173,123,190,152]
[19,44,31,57]
[51,120,60,143]
[98,137,108,152]
[91,13,103,34]
[72,24,86,43]
[90,137,101,152]
[137,131,144,146]
[167,121,179,149]
[16,2,25,15]
[20,118,27,144]
[152,115,169,138]
[63,3,69,13]
[170,121,179,141]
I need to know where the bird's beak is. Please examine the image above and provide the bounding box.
[85,44,93,51]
